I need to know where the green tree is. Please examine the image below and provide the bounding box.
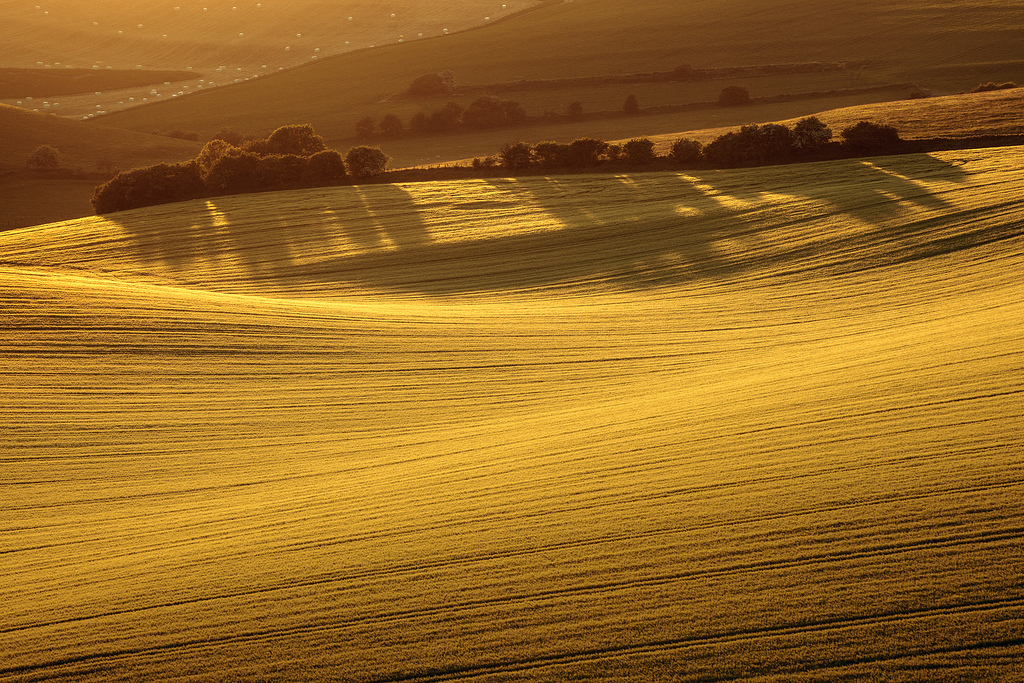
[499,141,534,171]
[793,116,833,151]
[668,138,703,164]
[623,138,657,164]
[26,145,60,171]
[264,124,327,156]
[840,121,901,153]
[345,146,390,177]
[567,138,608,167]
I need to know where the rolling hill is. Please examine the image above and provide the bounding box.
[92,0,1024,144]
[2,146,1022,681]
[0,103,201,230]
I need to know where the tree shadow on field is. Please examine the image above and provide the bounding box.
[100,153,985,296]
[290,153,976,295]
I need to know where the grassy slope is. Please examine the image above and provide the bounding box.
[0,103,201,230]
[95,0,1024,143]
[2,147,1022,681]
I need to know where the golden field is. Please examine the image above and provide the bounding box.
[2,146,1022,680]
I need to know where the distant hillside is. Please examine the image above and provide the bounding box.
[0,104,200,230]
[95,0,1024,146]
[0,104,199,173]
[0,0,537,72]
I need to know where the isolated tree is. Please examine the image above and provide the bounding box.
[718,85,751,107]
[499,141,533,171]
[265,124,327,156]
[623,137,657,164]
[567,100,584,119]
[668,137,703,164]
[379,113,404,137]
[407,72,456,97]
[793,116,833,151]
[345,146,390,177]
[26,145,60,171]
[840,120,901,153]
[355,116,376,139]
[623,94,640,116]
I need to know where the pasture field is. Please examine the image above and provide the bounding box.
[0,0,535,72]
[94,0,1024,142]
[2,147,1023,681]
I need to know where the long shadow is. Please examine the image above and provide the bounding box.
[98,153,987,297]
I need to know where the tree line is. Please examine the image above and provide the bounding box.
[92,125,389,214]
[484,119,903,172]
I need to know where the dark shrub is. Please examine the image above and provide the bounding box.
[603,144,623,162]
[623,137,657,165]
[567,138,608,167]
[205,152,262,194]
[970,81,1018,93]
[499,141,534,171]
[407,72,456,97]
[718,85,751,106]
[428,102,464,132]
[304,149,347,182]
[567,101,584,119]
[668,138,703,164]
[462,96,526,129]
[703,124,797,167]
[92,161,203,214]
[165,129,200,141]
[533,141,570,168]
[345,146,390,177]
[409,111,429,134]
[256,154,307,187]
[840,120,901,153]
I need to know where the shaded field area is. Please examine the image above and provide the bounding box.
[1,148,1023,681]
[0,67,196,98]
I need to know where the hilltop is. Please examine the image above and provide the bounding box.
[2,147,1022,680]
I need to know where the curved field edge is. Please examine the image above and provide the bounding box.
[1,148,1022,681]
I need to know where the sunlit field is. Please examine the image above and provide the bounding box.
[2,147,1022,681]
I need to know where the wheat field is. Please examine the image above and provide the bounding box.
[2,147,1023,681]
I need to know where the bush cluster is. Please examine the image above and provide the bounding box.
[92,125,389,214]
[488,119,902,172]
[362,96,529,138]
[970,81,1019,93]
